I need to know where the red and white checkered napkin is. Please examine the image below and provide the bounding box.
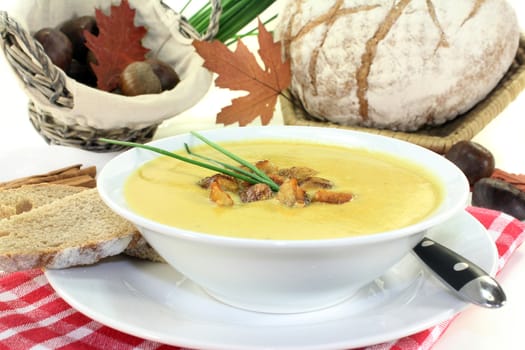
[1,207,524,350]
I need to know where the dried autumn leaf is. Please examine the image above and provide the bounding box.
[193,19,291,126]
[84,0,149,91]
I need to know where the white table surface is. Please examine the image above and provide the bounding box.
[1,1,524,349]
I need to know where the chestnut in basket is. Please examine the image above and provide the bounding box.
[68,59,97,87]
[32,12,180,96]
[147,58,180,91]
[59,16,98,63]
[33,28,73,72]
[444,141,495,186]
[120,59,179,96]
[120,61,162,96]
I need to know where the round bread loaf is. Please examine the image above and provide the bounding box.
[277,0,520,131]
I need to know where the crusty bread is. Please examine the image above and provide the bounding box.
[0,188,139,272]
[277,0,520,131]
[0,183,86,219]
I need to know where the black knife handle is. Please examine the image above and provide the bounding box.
[413,237,506,308]
[413,237,486,291]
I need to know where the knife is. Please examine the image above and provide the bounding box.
[413,237,506,308]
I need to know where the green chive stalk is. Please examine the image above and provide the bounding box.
[99,132,280,191]
[188,0,276,43]
[183,143,273,186]
[189,131,278,190]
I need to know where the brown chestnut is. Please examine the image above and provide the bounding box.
[33,28,73,72]
[68,59,97,87]
[120,61,162,96]
[59,16,98,63]
[472,178,525,220]
[444,141,495,186]
[146,58,180,91]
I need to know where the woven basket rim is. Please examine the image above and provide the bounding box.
[282,33,525,154]
[0,1,221,108]
[0,0,222,151]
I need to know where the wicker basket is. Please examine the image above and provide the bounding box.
[0,0,221,152]
[282,34,525,154]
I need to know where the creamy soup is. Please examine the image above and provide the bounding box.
[124,140,443,240]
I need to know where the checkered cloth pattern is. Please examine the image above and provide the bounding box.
[1,207,524,350]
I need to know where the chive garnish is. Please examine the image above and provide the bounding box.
[183,143,272,186]
[188,131,276,187]
[99,132,280,191]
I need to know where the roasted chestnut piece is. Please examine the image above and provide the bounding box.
[33,28,73,72]
[445,141,495,186]
[472,178,525,220]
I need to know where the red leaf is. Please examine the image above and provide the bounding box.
[193,20,291,126]
[84,0,149,91]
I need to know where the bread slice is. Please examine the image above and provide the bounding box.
[0,183,86,219]
[0,204,16,220]
[0,188,139,272]
[0,183,165,267]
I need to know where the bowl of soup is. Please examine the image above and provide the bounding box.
[97,126,469,313]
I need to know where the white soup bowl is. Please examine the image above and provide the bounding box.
[97,126,469,313]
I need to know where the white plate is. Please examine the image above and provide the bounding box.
[45,211,497,350]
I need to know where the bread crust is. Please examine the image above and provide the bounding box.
[0,237,134,272]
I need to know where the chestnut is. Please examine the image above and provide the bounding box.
[120,61,162,96]
[444,141,495,186]
[68,59,97,87]
[33,28,73,72]
[59,16,98,63]
[472,178,525,220]
[146,58,180,91]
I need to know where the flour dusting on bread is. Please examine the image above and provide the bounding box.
[277,0,520,131]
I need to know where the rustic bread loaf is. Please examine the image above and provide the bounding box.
[0,183,86,219]
[277,0,520,131]
[0,188,139,272]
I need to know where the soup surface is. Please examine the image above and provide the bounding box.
[124,140,443,240]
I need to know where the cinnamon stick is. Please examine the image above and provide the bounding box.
[491,168,525,192]
[51,175,97,188]
[0,164,97,189]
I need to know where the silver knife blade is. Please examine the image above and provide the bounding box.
[413,237,506,308]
